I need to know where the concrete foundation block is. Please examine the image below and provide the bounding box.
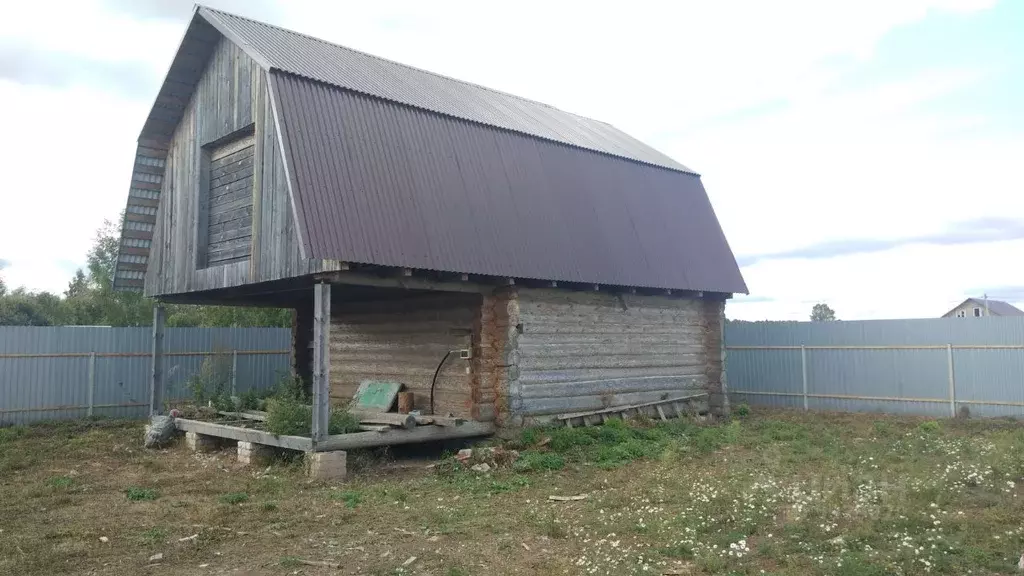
[236,441,274,466]
[305,451,347,481]
[185,431,220,453]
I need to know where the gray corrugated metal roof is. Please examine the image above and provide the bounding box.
[198,6,693,174]
[272,73,746,293]
[969,299,1024,316]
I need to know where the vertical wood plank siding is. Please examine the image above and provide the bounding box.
[145,36,311,297]
[509,288,716,424]
[328,294,481,419]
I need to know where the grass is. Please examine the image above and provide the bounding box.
[218,492,249,505]
[124,487,158,501]
[2,410,1024,575]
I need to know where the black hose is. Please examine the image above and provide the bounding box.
[429,350,454,415]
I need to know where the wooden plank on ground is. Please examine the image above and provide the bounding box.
[555,393,708,421]
[174,418,312,451]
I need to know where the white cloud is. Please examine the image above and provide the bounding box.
[1,0,1018,321]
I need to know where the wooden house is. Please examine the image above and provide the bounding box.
[115,7,747,467]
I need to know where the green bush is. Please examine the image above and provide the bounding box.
[919,420,941,433]
[265,398,311,436]
[264,397,360,436]
[329,410,361,434]
[734,403,751,417]
[187,354,232,406]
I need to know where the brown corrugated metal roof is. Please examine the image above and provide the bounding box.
[198,6,692,173]
[272,73,747,294]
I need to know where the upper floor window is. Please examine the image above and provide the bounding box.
[199,125,255,267]
[973,307,982,317]
[956,310,966,318]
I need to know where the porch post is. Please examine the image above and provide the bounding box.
[150,305,166,416]
[311,283,331,446]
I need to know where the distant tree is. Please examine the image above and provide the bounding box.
[0,288,60,326]
[0,216,291,328]
[810,303,837,322]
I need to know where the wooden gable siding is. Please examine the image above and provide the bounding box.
[144,36,312,297]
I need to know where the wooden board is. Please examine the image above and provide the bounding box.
[351,380,403,413]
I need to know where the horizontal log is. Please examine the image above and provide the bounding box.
[517,365,707,384]
[520,322,707,336]
[518,353,704,371]
[518,343,703,357]
[517,310,703,325]
[517,290,702,310]
[314,421,494,452]
[514,375,705,399]
[329,319,473,335]
[333,293,480,315]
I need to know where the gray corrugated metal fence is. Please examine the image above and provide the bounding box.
[0,326,291,425]
[725,317,1024,418]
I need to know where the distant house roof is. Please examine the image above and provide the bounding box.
[943,298,1024,317]
[119,6,747,295]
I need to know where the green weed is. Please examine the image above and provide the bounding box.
[219,492,249,505]
[330,490,362,508]
[124,487,158,501]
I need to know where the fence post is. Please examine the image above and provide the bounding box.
[87,352,96,418]
[231,350,238,397]
[947,344,956,417]
[801,345,809,411]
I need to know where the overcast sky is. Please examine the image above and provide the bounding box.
[1,0,1022,320]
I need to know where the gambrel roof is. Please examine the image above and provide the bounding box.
[115,6,747,295]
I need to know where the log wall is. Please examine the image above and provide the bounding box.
[328,294,482,419]
[508,288,718,424]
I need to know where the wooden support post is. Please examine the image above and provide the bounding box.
[150,306,165,416]
[311,283,331,447]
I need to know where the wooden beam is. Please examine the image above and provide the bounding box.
[311,283,331,447]
[149,306,165,415]
[315,270,491,294]
[314,421,495,452]
[347,409,416,430]
[174,418,312,451]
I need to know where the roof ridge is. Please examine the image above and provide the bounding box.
[197,5,609,126]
